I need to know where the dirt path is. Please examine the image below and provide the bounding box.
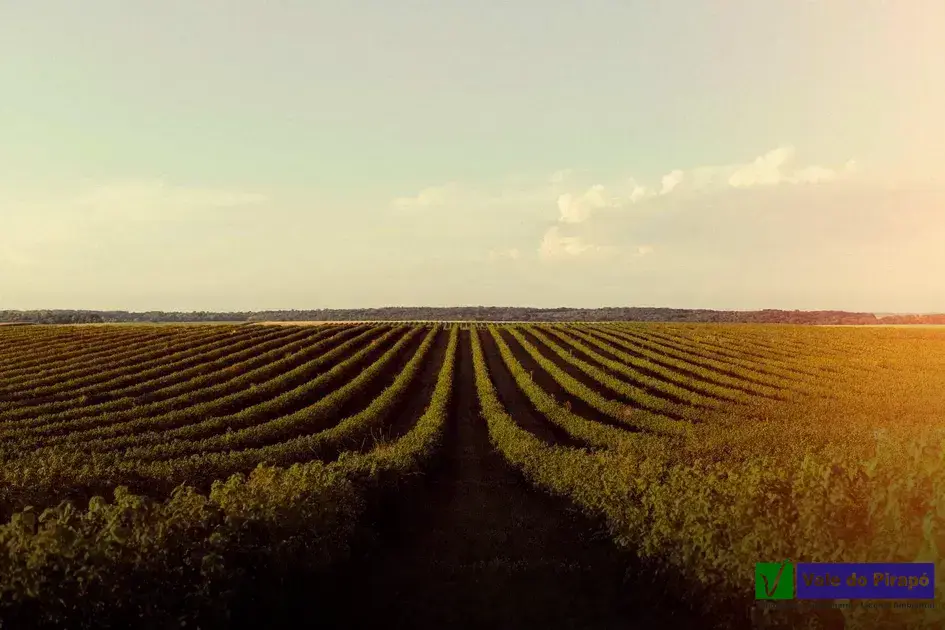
[307,330,697,629]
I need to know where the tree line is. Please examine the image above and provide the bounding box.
[2,308,944,325]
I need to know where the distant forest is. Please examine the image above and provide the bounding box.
[2,308,945,325]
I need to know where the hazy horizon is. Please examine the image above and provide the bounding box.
[2,1,943,312]
[3,306,942,317]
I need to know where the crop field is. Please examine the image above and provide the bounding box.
[1,323,944,629]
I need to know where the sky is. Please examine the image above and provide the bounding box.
[1,0,943,312]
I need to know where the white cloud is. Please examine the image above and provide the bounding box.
[539,226,615,260]
[392,183,459,209]
[728,146,796,188]
[629,183,650,203]
[660,170,684,195]
[557,184,620,223]
[389,147,860,266]
[547,147,855,201]
[726,146,853,189]
[395,146,853,230]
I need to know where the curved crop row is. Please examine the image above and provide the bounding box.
[548,325,746,406]
[608,325,877,397]
[475,326,945,630]
[499,327,691,437]
[103,325,430,461]
[488,327,646,450]
[584,326,800,400]
[0,325,287,412]
[2,327,409,458]
[0,332,99,369]
[0,327,460,628]
[472,323,661,534]
[0,325,387,452]
[603,324,816,386]
[525,326,713,422]
[0,326,164,372]
[623,324,834,380]
[0,327,207,389]
[0,326,345,434]
[0,325,317,421]
[27,326,444,492]
[588,324,803,392]
[1,323,943,630]
[696,326,882,381]
[686,324,862,362]
[0,325,238,396]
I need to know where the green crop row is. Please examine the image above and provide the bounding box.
[0,326,340,433]
[0,326,434,506]
[0,327,414,503]
[0,326,171,374]
[487,327,648,450]
[0,326,250,398]
[623,324,836,381]
[0,325,385,453]
[501,326,691,437]
[0,327,210,391]
[475,325,945,630]
[0,325,300,417]
[526,325,709,422]
[124,325,448,486]
[584,325,792,400]
[0,326,459,629]
[548,324,736,407]
[591,323,802,392]
[115,325,432,463]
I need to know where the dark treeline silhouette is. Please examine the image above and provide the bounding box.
[2,308,945,325]
[0,311,248,325]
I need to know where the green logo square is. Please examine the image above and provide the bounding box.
[755,561,794,600]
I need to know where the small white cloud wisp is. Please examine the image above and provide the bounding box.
[538,226,616,260]
[392,145,858,266]
[556,184,620,224]
[660,170,684,195]
[727,146,854,189]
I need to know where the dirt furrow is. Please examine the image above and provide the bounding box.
[479,329,585,448]
[498,328,636,433]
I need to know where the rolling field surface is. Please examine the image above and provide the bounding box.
[1,322,944,629]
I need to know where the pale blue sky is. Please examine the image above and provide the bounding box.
[1,0,943,311]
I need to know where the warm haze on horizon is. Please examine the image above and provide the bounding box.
[1,0,943,313]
